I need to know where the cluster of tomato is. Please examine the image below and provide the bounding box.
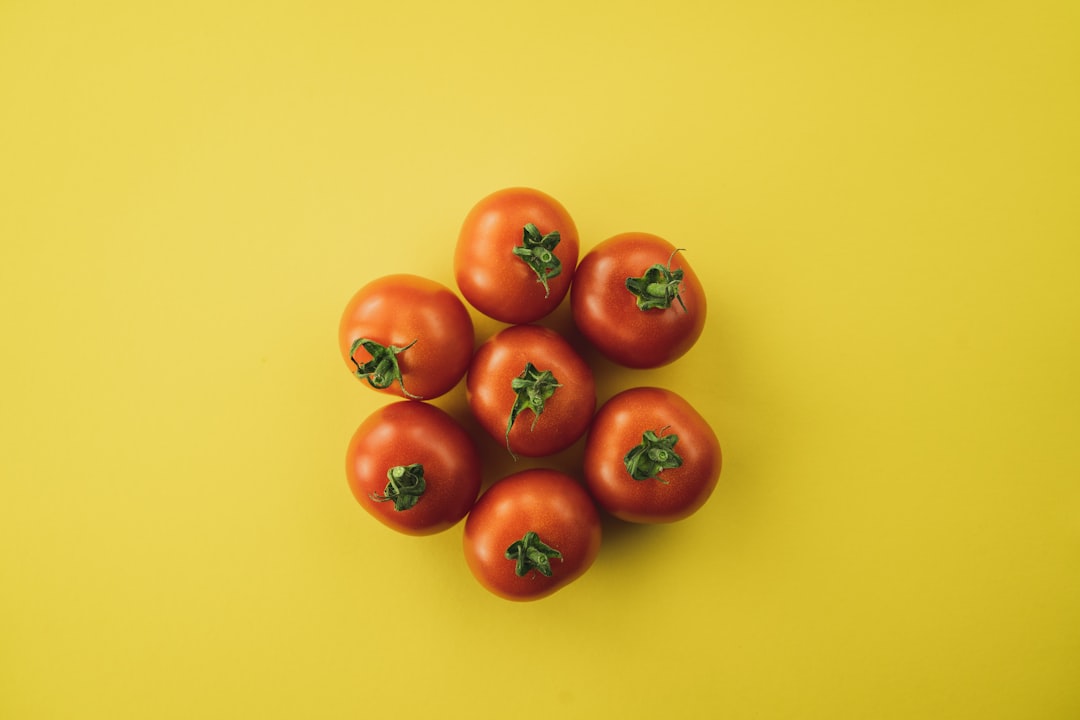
[338,187,722,601]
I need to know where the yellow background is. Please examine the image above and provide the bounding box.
[2,1,1078,717]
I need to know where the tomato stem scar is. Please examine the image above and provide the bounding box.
[624,426,683,482]
[512,223,562,298]
[369,463,426,511]
[624,249,688,312]
[349,337,422,399]
[505,531,562,577]
[505,362,562,460]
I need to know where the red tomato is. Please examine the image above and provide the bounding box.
[467,324,595,458]
[463,469,601,601]
[454,187,580,324]
[346,401,482,536]
[571,233,706,368]
[338,274,474,400]
[583,387,721,523]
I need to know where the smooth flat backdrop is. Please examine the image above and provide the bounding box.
[2,1,1078,718]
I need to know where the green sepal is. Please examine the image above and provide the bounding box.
[505,531,563,577]
[369,463,426,511]
[623,427,683,483]
[624,249,689,311]
[511,223,562,298]
[505,362,561,459]
[349,337,421,399]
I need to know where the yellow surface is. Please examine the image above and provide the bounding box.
[2,1,1078,718]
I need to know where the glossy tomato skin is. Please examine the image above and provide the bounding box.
[455,187,579,324]
[467,324,595,458]
[583,387,721,523]
[463,469,601,601]
[346,401,482,536]
[338,274,474,400]
[571,233,706,368]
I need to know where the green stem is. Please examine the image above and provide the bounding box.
[624,248,688,311]
[349,337,421,399]
[623,427,683,482]
[505,362,561,459]
[369,463,426,511]
[505,531,562,577]
[512,223,562,298]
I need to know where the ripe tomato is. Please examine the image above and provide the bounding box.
[571,232,706,368]
[338,274,474,400]
[454,187,580,324]
[583,386,721,523]
[463,468,601,601]
[466,324,595,458]
[346,401,482,536]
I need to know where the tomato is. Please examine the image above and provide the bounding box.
[338,274,474,400]
[583,387,721,523]
[571,232,706,368]
[463,468,601,601]
[454,187,580,324]
[346,401,482,536]
[466,324,595,458]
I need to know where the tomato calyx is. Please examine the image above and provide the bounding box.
[349,337,421,399]
[369,463,426,511]
[505,531,563,577]
[512,223,562,298]
[506,362,562,459]
[624,249,689,312]
[623,427,683,483]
